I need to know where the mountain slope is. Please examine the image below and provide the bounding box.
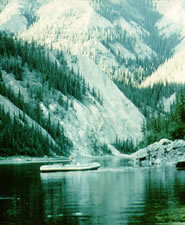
[0,0,184,156]
[1,0,184,81]
[0,32,144,156]
[141,49,185,87]
[141,0,185,87]
[20,0,183,82]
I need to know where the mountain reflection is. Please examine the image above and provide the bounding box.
[40,161,185,225]
[40,163,146,225]
[0,158,185,225]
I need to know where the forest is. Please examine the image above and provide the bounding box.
[0,29,184,156]
[141,91,185,147]
[0,31,105,157]
[114,85,185,154]
[0,32,82,156]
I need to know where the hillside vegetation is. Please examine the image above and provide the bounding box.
[0,32,83,156]
[0,0,185,156]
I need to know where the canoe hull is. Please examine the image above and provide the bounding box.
[40,162,100,172]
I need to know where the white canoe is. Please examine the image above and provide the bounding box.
[40,162,100,172]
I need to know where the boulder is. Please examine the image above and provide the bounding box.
[132,139,185,167]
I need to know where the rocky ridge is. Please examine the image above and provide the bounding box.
[132,139,185,167]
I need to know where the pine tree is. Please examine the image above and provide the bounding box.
[0,69,2,81]
[169,92,185,139]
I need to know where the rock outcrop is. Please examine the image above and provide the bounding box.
[131,139,185,167]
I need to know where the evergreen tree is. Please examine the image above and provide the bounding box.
[169,92,185,139]
[0,69,2,81]
[140,91,185,148]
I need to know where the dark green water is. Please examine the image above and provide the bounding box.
[0,157,185,225]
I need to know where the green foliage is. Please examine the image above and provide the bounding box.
[0,69,2,81]
[90,136,112,155]
[169,92,185,139]
[0,105,51,157]
[100,143,112,155]
[114,137,137,154]
[0,31,87,102]
[0,104,73,157]
[0,56,24,80]
[0,82,73,155]
[140,91,185,147]
[0,31,76,156]
[116,81,183,119]
[116,78,185,149]
[91,87,103,105]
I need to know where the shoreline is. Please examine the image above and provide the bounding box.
[0,156,71,165]
[131,139,185,167]
[0,154,131,165]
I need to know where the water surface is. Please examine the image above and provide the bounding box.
[0,157,185,225]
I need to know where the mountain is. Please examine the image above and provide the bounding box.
[1,0,183,82]
[0,0,184,157]
[141,0,185,87]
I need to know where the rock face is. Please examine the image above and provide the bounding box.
[131,139,185,167]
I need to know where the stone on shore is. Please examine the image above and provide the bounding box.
[131,139,185,167]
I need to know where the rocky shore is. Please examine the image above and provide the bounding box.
[131,139,185,167]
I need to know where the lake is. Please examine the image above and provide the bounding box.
[0,157,185,225]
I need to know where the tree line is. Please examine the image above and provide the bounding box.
[0,31,105,156]
[0,104,58,157]
[113,83,185,154]
[0,32,86,101]
[115,81,184,118]
[140,91,185,147]
[0,32,80,156]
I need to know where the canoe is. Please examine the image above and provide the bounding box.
[40,162,100,172]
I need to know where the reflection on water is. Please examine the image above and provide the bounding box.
[0,157,185,225]
[41,169,145,225]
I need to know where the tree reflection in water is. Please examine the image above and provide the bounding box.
[0,158,185,225]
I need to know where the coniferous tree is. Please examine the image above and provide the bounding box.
[140,91,185,148]
[169,93,185,139]
[0,68,2,79]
